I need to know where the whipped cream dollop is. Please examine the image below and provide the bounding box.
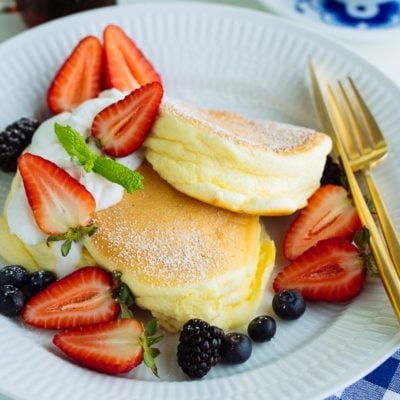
[6,89,144,276]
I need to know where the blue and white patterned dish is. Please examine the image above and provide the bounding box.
[257,0,400,39]
[295,0,400,29]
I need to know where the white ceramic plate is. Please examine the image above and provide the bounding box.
[1,3,400,400]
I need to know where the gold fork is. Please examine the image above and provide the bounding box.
[309,62,400,321]
[326,78,400,276]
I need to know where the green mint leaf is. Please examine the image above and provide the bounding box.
[55,123,97,172]
[55,123,144,193]
[93,156,143,193]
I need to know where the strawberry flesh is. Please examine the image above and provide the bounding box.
[18,153,96,235]
[284,184,362,260]
[53,319,144,374]
[91,81,163,157]
[274,238,365,302]
[104,24,162,91]
[48,35,103,114]
[22,266,119,329]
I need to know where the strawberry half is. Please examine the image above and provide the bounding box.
[22,266,119,329]
[53,318,163,375]
[104,24,162,91]
[18,153,95,233]
[284,184,362,260]
[48,35,103,114]
[91,81,163,157]
[274,238,365,302]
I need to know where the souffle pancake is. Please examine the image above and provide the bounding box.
[85,161,276,332]
[145,98,332,215]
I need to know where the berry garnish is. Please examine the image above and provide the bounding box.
[28,270,57,296]
[0,265,29,287]
[284,184,362,260]
[91,81,163,157]
[0,284,26,317]
[55,123,144,193]
[274,238,365,302]
[18,153,96,256]
[177,318,224,379]
[221,333,252,364]
[247,315,276,343]
[0,117,39,172]
[272,290,306,320]
[104,24,162,91]
[320,155,345,187]
[47,36,103,114]
[22,266,119,329]
[53,318,163,376]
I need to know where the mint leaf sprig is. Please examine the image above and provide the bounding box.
[54,123,143,193]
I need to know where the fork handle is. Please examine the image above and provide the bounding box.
[363,170,400,277]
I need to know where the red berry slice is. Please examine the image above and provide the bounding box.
[22,266,119,329]
[91,81,163,157]
[18,153,96,235]
[284,184,362,260]
[47,36,103,114]
[104,24,162,91]
[274,238,365,302]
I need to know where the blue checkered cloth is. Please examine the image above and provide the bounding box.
[326,349,400,400]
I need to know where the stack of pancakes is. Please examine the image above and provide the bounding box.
[0,98,331,332]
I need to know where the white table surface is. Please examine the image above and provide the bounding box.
[0,1,399,399]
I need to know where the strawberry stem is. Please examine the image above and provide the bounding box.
[140,319,163,377]
[112,271,136,319]
[47,224,97,257]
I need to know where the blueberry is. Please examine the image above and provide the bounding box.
[221,333,252,364]
[0,265,29,287]
[28,270,57,296]
[248,315,276,342]
[272,289,306,320]
[0,284,26,317]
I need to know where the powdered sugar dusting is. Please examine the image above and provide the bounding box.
[92,209,227,286]
[162,98,318,152]
[88,157,255,288]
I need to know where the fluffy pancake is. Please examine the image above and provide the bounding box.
[144,98,332,215]
[85,161,275,332]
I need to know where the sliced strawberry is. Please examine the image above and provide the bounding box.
[274,238,365,302]
[54,318,163,375]
[53,319,144,374]
[91,81,163,157]
[18,153,96,235]
[284,184,362,260]
[48,36,103,114]
[22,266,119,329]
[104,24,162,91]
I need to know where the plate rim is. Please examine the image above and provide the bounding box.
[0,2,400,400]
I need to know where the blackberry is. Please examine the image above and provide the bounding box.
[177,318,224,379]
[0,118,39,172]
[320,155,345,187]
